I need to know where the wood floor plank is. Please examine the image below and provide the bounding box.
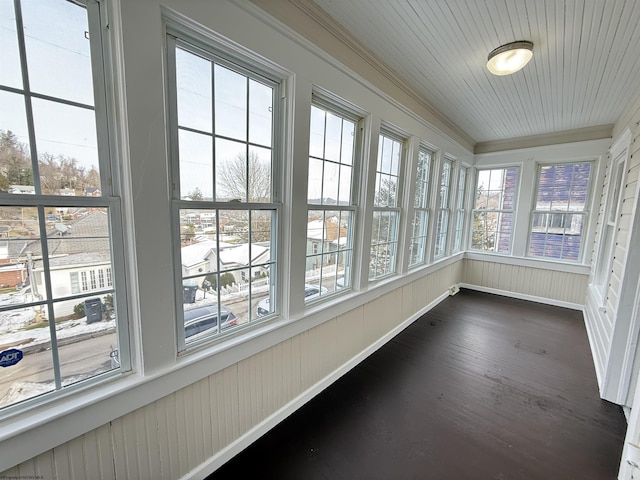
[208,289,626,480]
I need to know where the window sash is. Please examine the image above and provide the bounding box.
[166,31,282,351]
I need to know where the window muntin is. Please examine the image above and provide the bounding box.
[471,167,519,254]
[434,158,452,259]
[529,162,592,261]
[370,132,402,279]
[0,0,125,410]
[453,166,468,252]
[306,103,357,297]
[409,148,432,266]
[168,35,280,347]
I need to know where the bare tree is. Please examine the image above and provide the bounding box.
[216,151,271,202]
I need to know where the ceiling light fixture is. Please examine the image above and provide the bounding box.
[487,40,533,76]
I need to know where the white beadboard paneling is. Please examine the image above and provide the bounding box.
[336,306,365,366]
[156,394,181,480]
[462,258,589,305]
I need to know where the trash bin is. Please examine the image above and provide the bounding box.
[85,298,103,323]
[183,285,198,304]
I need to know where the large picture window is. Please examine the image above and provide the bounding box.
[471,167,519,254]
[408,148,432,267]
[306,101,358,297]
[369,132,403,279]
[166,33,280,348]
[0,0,127,410]
[529,162,592,261]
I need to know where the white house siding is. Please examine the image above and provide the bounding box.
[0,262,462,480]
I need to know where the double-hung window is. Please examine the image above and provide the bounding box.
[369,131,403,279]
[434,158,453,259]
[529,162,592,261]
[408,147,432,267]
[166,31,281,348]
[0,0,127,410]
[452,166,468,252]
[306,100,359,296]
[471,167,519,254]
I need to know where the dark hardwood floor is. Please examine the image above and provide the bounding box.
[208,289,626,480]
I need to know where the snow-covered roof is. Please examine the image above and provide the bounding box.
[218,243,268,266]
[181,240,218,268]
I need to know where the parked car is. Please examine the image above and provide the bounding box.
[109,304,238,368]
[256,284,328,317]
[184,304,238,338]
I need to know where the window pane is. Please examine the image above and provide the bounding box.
[309,106,325,159]
[338,165,352,205]
[22,0,94,105]
[32,99,99,195]
[179,129,213,200]
[248,80,273,147]
[340,120,355,166]
[324,112,342,162]
[176,47,212,133]
[305,210,351,298]
[248,145,272,203]
[370,210,397,278]
[409,210,428,266]
[0,1,22,89]
[322,161,339,205]
[308,158,323,203]
[215,138,246,201]
[214,64,247,141]
[0,92,34,192]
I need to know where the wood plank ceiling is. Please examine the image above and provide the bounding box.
[261,0,640,147]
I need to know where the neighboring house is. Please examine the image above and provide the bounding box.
[181,239,270,286]
[0,263,26,288]
[59,188,75,196]
[8,185,35,194]
[306,218,348,270]
[84,187,101,196]
[218,242,271,283]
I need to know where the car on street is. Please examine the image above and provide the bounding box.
[256,284,328,317]
[109,304,237,368]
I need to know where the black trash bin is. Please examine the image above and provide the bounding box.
[183,285,198,304]
[85,298,103,323]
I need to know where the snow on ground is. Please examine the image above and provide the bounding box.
[0,289,115,350]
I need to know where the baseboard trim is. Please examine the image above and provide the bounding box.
[182,290,451,480]
[458,284,584,311]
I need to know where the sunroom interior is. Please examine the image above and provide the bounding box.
[1,0,640,479]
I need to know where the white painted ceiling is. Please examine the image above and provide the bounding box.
[306,0,640,144]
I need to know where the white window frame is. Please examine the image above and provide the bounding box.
[305,95,362,298]
[369,129,404,280]
[165,25,284,352]
[452,165,468,253]
[470,166,520,254]
[408,146,433,267]
[528,161,593,262]
[0,0,129,414]
[434,157,454,259]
